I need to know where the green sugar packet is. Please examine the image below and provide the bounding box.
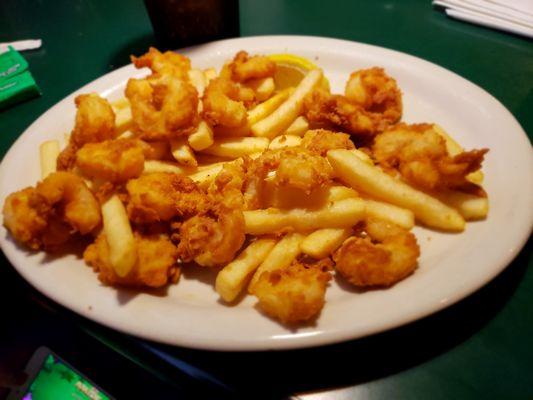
[0,46,29,83]
[0,47,40,109]
[0,70,41,110]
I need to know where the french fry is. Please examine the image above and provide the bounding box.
[39,140,60,179]
[214,90,294,138]
[433,124,484,184]
[203,67,217,81]
[326,186,359,202]
[327,149,465,231]
[101,195,137,277]
[212,89,292,137]
[247,88,294,126]
[433,124,462,155]
[251,69,323,138]
[216,238,277,302]
[117,130,135,139]
[111,98,130,109]
[364,199,415,229]
[200,137,269,158]
[268,135,302,150]
[114,105,132,134]
[283,116,309,137]
[187,163,224,188]
[246,77,275,101]
[244,198,366,235]
[262,183,357,209]
[434,190,489,220]
[143,160,192,175]
[350,148,374,165]
[196,153,228,166]
[170,138,198,167]
[249,232,305,291]
[188,121,214,151]
[188,68,208,112]
[197,161,226,172]
[188,68,208,96]
[300,228,352,259]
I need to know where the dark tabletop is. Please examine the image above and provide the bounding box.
[0,0,532,399]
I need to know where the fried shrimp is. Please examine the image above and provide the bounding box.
[176,205,245,267]
[345,67,402,122]
[250,258,333,324]
[202,77,255,128]
[84,232,180,288]
[243,147,332,209]
[304,88,394,140]
[131,47,191,80]
[3,188,49,250]
[174,159,247,267]
[1,47,493,327]
[36,172,101,235]
[126,74,199,141]
[207,158,248,209]
[126,172,206,224]
[57,94,116,170]
[334,219,420,287]
[76,138,145,183]
[228,51,276,82]
[301,129,355,156]
[70,94,117,146]
[372,123,488,191]
[3,172,101,250]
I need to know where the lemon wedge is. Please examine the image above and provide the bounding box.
[268,53,330,91]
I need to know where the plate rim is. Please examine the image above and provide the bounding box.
[1,35,532,351]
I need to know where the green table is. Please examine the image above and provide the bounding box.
[1,0,532,398]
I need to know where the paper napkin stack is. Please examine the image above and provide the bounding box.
[433,0,533,39]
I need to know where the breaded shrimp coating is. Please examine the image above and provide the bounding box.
[244,147,332,209]
[127,48,199,140]
[36,172,101,235]
[84,232,180,288]
[70,94,117,146]
[176,160,247,267]
[345,67,402,122]
[3,188,49,250]
[304,88,393,140]
[372,123,488,190]
[57,94,116,170]
[334,219,420,287]
[202,77,255,128]
[207,158,248,209]
[131,47,191,80]
[76,138,145,183]
[275,149,332,192]
[126,172,205,224]
[176,164,246,270]
[251,258,333,324]
[176,209,245,267]
[301,129,355,156]
[126,74,199,141]
[2,172,101,250]
[228,51,276,82]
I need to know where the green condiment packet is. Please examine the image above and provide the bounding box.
[0,46,29,84]
[0,70,41,110]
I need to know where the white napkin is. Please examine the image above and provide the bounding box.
[433,0,533,39]
[0,39,42,54]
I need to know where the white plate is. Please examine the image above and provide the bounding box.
[1,36,532,351]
